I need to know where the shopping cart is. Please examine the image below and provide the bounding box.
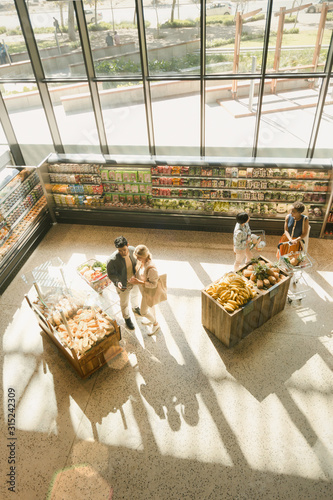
[248,230,266,259]
[277,240,313,303]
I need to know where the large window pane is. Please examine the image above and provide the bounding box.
[266,0,331,74]
[205,78,258,156]
[257,77,321,157]
[206,1,267,75]
[28,0,86,78]
[0,3,34,78]
[152,80,200,155]
[48,82,101,154]
[144,0,201,76]
[1,83,54,164]
[313,77,333,158]
[84,0,142,77]
[99,81,149,154]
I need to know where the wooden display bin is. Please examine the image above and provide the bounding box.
[25,294,122,379]
[201,257,290,347]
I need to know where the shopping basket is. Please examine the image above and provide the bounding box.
[277,240,312,303]
[248,230,266,259]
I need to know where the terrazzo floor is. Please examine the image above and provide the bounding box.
[0,224,333,500]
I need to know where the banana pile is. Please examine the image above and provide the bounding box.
[205,272,257,313]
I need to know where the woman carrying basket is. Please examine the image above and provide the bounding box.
[277,201,309,257]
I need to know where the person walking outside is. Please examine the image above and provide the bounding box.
[114,31,120,45]
[53,17,62,36]
[129,245,160,336]
[107,235,141,331]
[106,32,114,46]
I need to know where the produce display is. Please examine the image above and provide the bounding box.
[33,291,117,357]
[150,164,330,219]
[0,196,47,262]
[241,259,286,290]
[205,272,257,313]
[77,259,111,293]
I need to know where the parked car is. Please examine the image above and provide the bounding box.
[206,2,233,16]
[84,10,103,23]
[306,0,333,13]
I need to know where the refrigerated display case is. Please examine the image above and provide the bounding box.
[38,154,333,237]
[0,163,53,292]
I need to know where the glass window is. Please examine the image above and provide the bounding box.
[84,0,142,77]
[151,80,200,155]
[0,3,34,78]
[99,81,149,154]
[266,0,331,74]
[205,78,258,156]
[313,77,333,158]
[27,0,86,78]
[48,82,101,154]
[144,0,201,76]
[1,82,54,164]
[206,1,267,75]
[257,77,321,157]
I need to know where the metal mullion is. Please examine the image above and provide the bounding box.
[200,0,206,157]
[136,0,155,156]
[74,0,108,155]
[14,0,64,154]
[252,0,274,158]
[0,92,25,165]
[307,32,333,158]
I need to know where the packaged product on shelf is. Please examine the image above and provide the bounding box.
[212,168,219,177]
[141,195,147,204]
[172,166,181,175]
[100,169,109,181]
[112,194,119,203]
[107,170,115,181]
[134,194,141,204]
[246,168,253,178]
[232,179,238,188]
[115,171,123,182]
[225,168,232,178]
[231,167,238,178]
[126,194,133,204]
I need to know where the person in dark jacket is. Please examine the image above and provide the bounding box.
[107,235,141,330]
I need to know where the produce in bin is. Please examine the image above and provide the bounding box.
[205,272,257,313]
[77,259,111,293]
[33,291,119,358]
[241,259,285,290]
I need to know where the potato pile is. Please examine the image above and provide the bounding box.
[242,260,284,289]
[206,272,257,313]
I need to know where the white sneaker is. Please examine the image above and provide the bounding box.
[148,323,160,336]
[141,318,152,325]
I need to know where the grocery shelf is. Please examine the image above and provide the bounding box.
[0,206,53,293]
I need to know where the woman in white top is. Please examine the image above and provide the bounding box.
[128,245,160,335]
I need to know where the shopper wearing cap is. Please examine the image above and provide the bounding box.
[128,244,160,336]
[107,235,141,330]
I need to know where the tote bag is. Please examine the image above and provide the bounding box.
[144,273,167,308]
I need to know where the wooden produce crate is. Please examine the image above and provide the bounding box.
[201,257,290,348]
[25,294,122,379]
